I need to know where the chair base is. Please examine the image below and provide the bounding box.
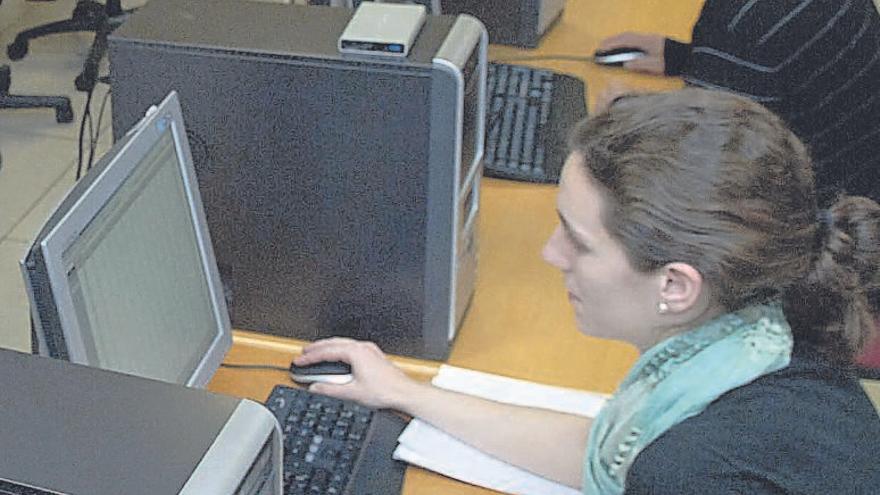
[7,0,106,60]
[6,0,128,92]
[0,65,74,123]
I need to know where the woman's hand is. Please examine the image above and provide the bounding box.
[297,340,591,488]
[597,32,666,75]
[294,337,422,411]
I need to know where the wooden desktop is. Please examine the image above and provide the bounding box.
[207,1,704,493]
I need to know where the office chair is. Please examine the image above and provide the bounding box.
[6,0,129,92]
[0,64,73,169]
[0,64,73,123]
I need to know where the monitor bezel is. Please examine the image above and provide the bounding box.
[34,92,231,388]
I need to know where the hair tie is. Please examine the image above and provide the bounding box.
[815,208,833,251]
[817,209,833,231]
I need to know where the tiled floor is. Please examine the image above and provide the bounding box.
[0,0,117,351]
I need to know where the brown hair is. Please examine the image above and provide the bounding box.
[569,88,880,363]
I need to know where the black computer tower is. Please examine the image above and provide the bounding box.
[339,0,566,48]
[108,0,486,359]
[441,0,565,48]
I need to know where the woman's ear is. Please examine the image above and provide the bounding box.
[658,262,705,314]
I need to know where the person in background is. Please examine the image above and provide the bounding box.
[296,89,880,494]
[598,0,880,205]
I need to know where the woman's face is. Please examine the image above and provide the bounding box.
[542,154,664,350]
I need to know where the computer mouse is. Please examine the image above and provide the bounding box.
[290,360,354,385]
[593,47,647,66]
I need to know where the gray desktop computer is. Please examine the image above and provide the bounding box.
[0,347,282,495]
[108,0,486,360]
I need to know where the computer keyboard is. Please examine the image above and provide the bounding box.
[484,62,588,184]
[264,385,408,495]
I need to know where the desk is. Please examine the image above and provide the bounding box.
[207,1,704,493]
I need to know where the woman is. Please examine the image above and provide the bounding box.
[295,89,880,493]
[597,0,880,368]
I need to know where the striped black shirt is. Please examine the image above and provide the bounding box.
[665,0,880,204]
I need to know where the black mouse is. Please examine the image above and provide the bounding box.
[593,47,647,66]
[290,360,353,385]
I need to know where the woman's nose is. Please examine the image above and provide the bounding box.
[542,225,570,271]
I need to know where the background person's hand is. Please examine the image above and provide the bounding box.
[294,337,422,411]
[593,80,638,114]
[597,32,665,75]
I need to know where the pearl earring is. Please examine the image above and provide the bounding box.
[657,301,669,314]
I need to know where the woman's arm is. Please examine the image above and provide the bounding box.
[400,383,592,488]
[296,338,592,488]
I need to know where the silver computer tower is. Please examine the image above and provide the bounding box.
[109,0,486,360]
[0,348,282,495]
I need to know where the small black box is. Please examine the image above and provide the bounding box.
[441,0,566,48]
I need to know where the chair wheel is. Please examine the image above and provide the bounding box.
[7,40,28,61]
[0,65,10,93]
[55,102,74,124]
[75,72,95,92]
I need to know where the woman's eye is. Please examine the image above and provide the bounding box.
[564,230,589,253]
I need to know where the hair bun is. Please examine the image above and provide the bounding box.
[796,195,880,360]
[820,196,880,291]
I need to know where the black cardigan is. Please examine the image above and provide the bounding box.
[624,341,880,494]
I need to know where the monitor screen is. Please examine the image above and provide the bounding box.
[21,92,231,387]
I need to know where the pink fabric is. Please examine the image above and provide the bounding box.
[856,319,880,368]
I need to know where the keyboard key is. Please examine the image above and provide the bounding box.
[509,97,527,167]
[497,102,515,162]
[522,104,538,168]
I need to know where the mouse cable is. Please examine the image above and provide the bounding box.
[491,54,594,64]
[87,84,112,172]
[220,362,290,372]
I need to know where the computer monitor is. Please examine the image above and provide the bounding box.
[20,91,231,388]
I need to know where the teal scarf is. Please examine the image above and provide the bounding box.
[582,303,793,494]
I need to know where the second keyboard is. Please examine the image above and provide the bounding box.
[484,62,587,184]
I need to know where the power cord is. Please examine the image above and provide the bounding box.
[75,77,112,181]
[75,87,95,181]
[220,362,290,372]
[492,54,594,64]
[88,87,112,171]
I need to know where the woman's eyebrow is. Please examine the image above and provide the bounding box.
[557,209,591,246]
